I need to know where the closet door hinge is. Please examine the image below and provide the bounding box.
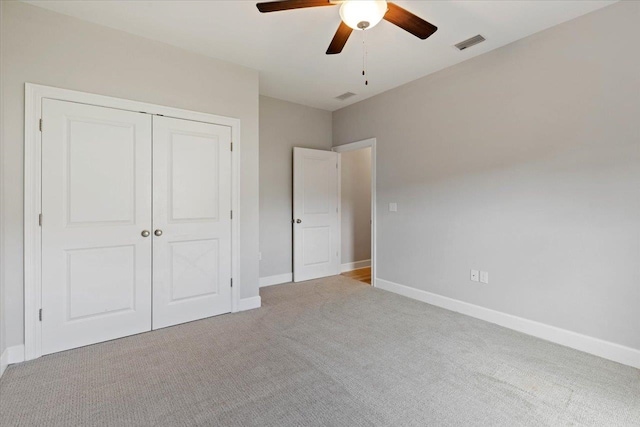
[39,309,43,321]
[38,214,42,226]
[230,278,233,288]
[230,210,233,220]
[230,142,233,151]
[39,119,43,132]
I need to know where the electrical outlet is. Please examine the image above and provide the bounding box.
[480,271,489,284]
[470,270,479,282]
[389,203,398,212]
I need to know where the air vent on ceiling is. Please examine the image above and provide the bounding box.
[335,92,356,101]
[455,35,486,51]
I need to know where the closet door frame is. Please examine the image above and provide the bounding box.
[24,83,242,361]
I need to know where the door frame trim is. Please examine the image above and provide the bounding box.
[24,83,242,361]
[332,138,377,287]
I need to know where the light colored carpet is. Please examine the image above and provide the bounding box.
[1,276,639,426]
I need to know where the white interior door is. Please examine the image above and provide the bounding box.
[152,116,232,329]
[41,99,152,355]
[293,147,340,282]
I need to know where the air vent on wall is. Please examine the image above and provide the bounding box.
[335,92,356,101]
[455,35,486,51]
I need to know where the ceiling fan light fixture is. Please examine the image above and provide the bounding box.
[339,0,387,31]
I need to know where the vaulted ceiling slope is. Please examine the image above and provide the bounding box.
[25,1,616,111]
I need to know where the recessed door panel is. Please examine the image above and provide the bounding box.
[170,133,220,221]
[302,227,331,266]
[169,239,220,302]
[303,157,331,214]
[67,119,135,225]
[41,99,152,356]
[66,245,136,320]
[153,116,232,329]
[293,148,339,282]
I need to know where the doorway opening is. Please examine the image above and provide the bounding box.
[334,138,376,286]
[339,147,372,284]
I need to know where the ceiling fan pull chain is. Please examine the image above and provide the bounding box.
[362,31,368,86]
[362,30,365,76]
[365,41,368,86]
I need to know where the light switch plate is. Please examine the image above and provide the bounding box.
[480,271,489,284]
[470,270,479,282]
[389,202,398,212]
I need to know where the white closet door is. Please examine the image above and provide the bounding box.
[41,99,153,355]
[152,116,232,329]
[293,147,340,282]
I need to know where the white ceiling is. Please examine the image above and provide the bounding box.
[25,0,616,111]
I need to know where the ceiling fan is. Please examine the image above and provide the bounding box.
[256,0,438,55]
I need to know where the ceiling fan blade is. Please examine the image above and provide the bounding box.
[384,2,438,40]
[326,21,353,55]
[256,0,333,13]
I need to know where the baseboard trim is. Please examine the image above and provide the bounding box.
[0,348,8,378]
[238,296,261,311]
[0,344,26,377]
[376,278,640,369]
[340,259,371,273]
[9,344,25,364]
[259,273,292,288]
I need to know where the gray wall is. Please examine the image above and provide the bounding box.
[1,1,260,350]
[341,148,371,265]
[333,1,640,350]
[0,0,5,363]
[259,96,332,279]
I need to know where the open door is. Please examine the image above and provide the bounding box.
[293,148,340,282]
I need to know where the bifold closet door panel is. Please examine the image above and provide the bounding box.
[152,116,233,329]
[41,99,153,355]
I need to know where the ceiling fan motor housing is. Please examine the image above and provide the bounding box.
[340,0,387,31]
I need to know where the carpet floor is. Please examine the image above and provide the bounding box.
[1,276,639,426]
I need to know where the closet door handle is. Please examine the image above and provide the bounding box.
[141,230,150,237]
[154,229,163,237]
[295,219,302,224]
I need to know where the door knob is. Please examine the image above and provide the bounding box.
[296,219,302,224]
[141,230,150,237]
[154,229,163,237]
